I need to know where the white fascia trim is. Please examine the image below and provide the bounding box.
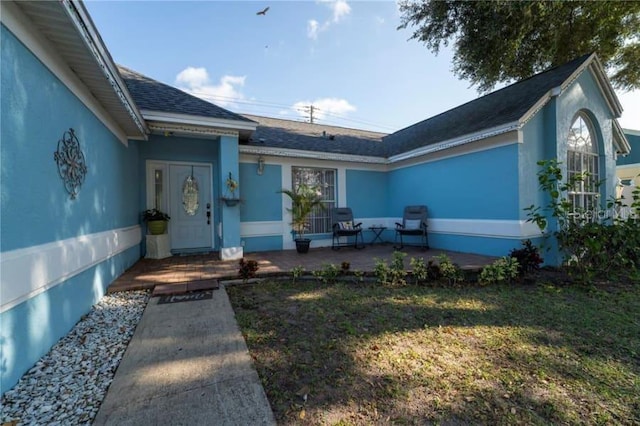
[147,121,239,138]
[551,53,622,118]
[63,0,147,136]
[389,131,518,171]
[519,92,553,126]
[1,2,131,145]
[0,226,142,313]
[623,128,640,137]
[558,53,594,97]
[239,145,387,164]
[388,121,521,163]
[141,110,257,132]
[588,58,624,117]
[613,120,632,155]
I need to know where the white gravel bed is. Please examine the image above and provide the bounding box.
[1,290,149,425]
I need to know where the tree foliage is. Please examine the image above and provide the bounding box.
[398,1,640,92]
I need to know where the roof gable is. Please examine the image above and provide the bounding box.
[118,66,254,124]
[383,54,595,156]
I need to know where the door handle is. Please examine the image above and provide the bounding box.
[206,203,211,225]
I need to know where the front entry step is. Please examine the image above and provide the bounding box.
[152,280,219,296]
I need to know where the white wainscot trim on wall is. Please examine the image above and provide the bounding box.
[427,218,542,239]
[0,226,142,313]
[240,221,285,238]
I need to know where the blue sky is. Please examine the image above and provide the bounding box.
[86,1,639,133]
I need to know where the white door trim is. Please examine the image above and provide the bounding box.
[145,160,215,250]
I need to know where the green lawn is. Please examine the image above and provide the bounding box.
[227,280,640,425]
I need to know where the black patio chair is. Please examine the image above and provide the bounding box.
[394,205,429,250]
[331,207,365,250]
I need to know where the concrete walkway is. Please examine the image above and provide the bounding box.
[94,287,275,425]
[96,247,497,424]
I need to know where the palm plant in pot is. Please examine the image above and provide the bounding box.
[142,208,171,235]
[279,183,325,253]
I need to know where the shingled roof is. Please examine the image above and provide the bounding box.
[383,53,593,156]
[240,114,388,158]
[118,66,254,124]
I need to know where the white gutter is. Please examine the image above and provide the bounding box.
[239,145,387,164]
[387,121,521,163]
[147,121,239,138]
[519,90,555,127]
[142,110,257,132]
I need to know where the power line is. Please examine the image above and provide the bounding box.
[182,91,400,132]
[312,108,397,132]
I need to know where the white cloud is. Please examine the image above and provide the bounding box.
[176,67,209,87]
[307,19,320,40]
[175,67,246,107]
[307,0,351,40]
[292,97,356,123]
[329,0,351,23]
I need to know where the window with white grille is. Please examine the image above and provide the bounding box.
[292,167,336,234]
[567,114,599,212]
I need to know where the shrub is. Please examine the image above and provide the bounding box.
[373,252,407,286]
[312,263,340,284]
[390,251,408,286]
[410,257,428,284]
[479,257,520,285]
[525,160,640,283]
[427,260,442,281]
[410,257,443,284]
[238,258,259,282]
[373,258,390,285]
[436,253,464,284]
[291,265,305,284]
[509,240,543,276]
[436,254,463,285]
[352,270,365,283]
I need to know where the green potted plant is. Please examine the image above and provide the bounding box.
[142,208,171,235]
[279,183,325,253]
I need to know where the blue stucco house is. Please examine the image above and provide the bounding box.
[617,129,640,187]
[0,0,632,392]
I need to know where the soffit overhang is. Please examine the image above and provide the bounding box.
[13,0,147,138]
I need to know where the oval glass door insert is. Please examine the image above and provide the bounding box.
[182,172,199,215]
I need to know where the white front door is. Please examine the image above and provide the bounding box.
[169,164,213,250]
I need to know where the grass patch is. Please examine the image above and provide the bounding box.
[227,281,640,425]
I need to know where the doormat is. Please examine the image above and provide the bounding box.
[158,291,213,305]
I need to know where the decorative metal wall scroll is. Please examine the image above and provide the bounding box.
[182,166,199,215]
[53,128,87,200]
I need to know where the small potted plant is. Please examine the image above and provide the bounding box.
[142,208,171,235]
[222,172,241,206]
[279,183,325,253]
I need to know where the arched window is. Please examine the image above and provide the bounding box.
[567,114,599,211]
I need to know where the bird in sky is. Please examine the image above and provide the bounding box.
[256,6,269,16]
